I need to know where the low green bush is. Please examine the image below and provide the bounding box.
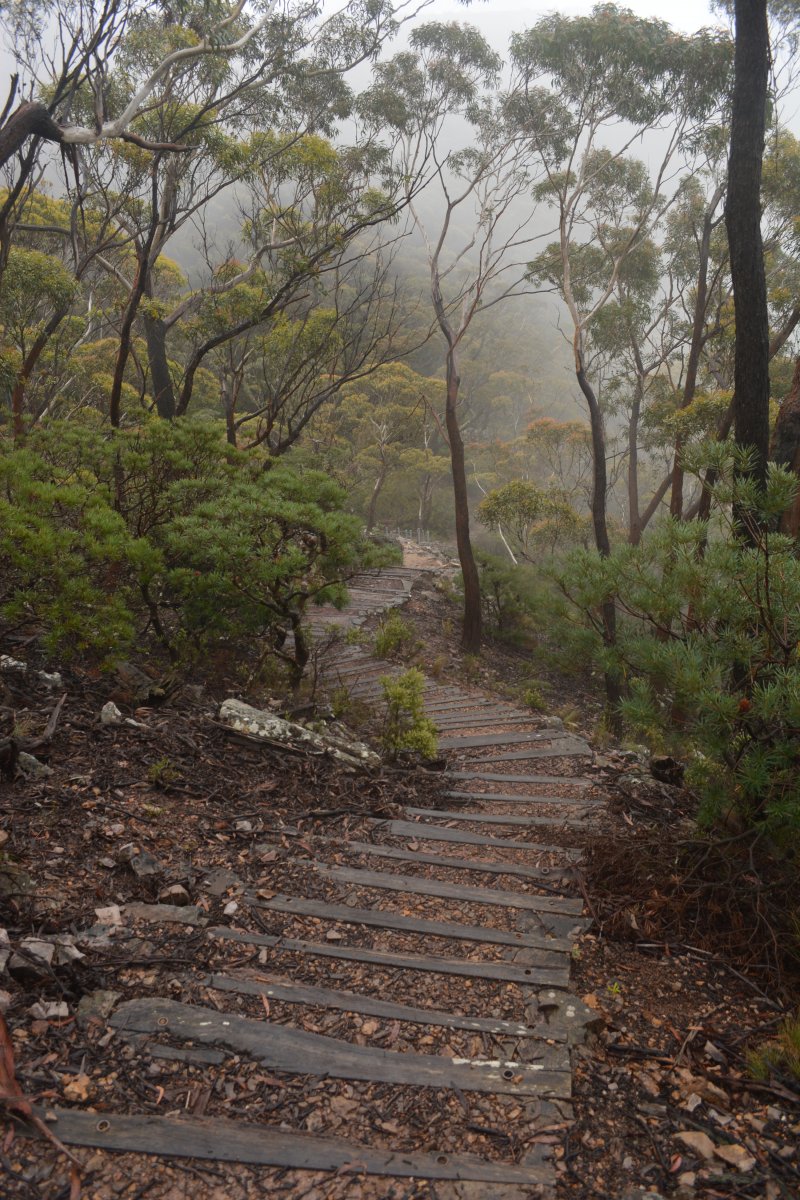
[0,417,390,682]
[373,609,417,658]
[380,668,438,759]
[556,448,800,837]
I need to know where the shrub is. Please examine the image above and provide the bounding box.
[747,1012,800,1083]
[556,449,800,837]
[0,417,390,681]
[522,683,547,712]
[373,609,417,658]
[380,668,438,760]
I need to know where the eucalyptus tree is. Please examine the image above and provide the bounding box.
[1,1,426,433]
[725,0,771,528]
[0,0,410,169]
[66,1,409,427]
[362,21,539,651]
[512,6,732,556]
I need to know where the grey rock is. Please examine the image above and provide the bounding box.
[202,867,242,897]
[94,904,123,925]
[123,902,207,927]
[539,716,565,730]
[0,928,10,973]
[77,989,121,1027]
[0,988,12,1014]
[17,752,53,779]
[130,851,163,878]
[52,935,85,964]
[0,864,34,897]
[158,884,191,906]
[219,698,380,769]
[9,938,55,978]
[528,989,604,1044]
[0,655,26,673]
[29,1000,69,1020]
[100,701,123,725]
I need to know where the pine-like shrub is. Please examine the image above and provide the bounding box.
[0,418,389,679]
[380,668,438,759]
[556,449,800,836]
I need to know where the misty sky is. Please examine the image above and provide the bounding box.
[433,0,724,44]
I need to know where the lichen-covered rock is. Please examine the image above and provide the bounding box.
[219,699,380,769]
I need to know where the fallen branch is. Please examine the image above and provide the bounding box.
[0,1012,83,1173]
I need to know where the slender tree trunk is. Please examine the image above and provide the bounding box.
[110,166,163,428]
[726,0,771,539]
[695,399,736,523]
[575,356,622,718]
[771,356,800,535]
[445,346,481,652]
[10,304,71,439]
[366,462,388,532]
[670,186,723,519]
[143,310,176,420]
[627,381,642,544]
[576,361,612,556]
[639,471,673,536]
[418,472,433,533]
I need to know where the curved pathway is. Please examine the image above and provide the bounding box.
[42,561,602,1198]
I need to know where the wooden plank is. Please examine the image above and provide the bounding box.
[428,699,525,712]
[210,926,570,987]
[439,731,569,750]
[21,1107,552,1182]
[111,998,571,1096]
[337,838,575,884]
[253,893,569,955]
[365,817,581,853]
[445,790,586,807]
[447,771,591,786]
[470,745,592,763]
[205,972,562,1039]
[432,711,532,726]
[311,863,584,915]
[406,806,585,828]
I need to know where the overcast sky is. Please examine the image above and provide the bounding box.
[432,0,725,43]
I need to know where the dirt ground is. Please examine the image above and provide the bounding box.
[0,553,798,1199]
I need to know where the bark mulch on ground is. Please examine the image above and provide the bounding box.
[1,554,798,1200]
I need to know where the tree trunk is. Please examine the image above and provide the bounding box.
[627,380,642,544]
[0,103,64,171]
[576,361,612,556]
[575,358,622,719]
[418,472,433,533]
[10,304,71,439]
[445,347,481,653]
[694,399,736,523]
[771,356,800,535]
[143,311,176,420]
[670,185,723,519]
[366,463,388,532]
[726,0,771,537]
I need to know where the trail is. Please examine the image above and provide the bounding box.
[14,554,603,1199]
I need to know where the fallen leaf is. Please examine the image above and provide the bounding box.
[63,1074,93,1103]
[675,1130,715,1161]
[714,1144,756,1172]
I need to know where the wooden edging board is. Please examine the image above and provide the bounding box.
[17,1108,552,1182]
